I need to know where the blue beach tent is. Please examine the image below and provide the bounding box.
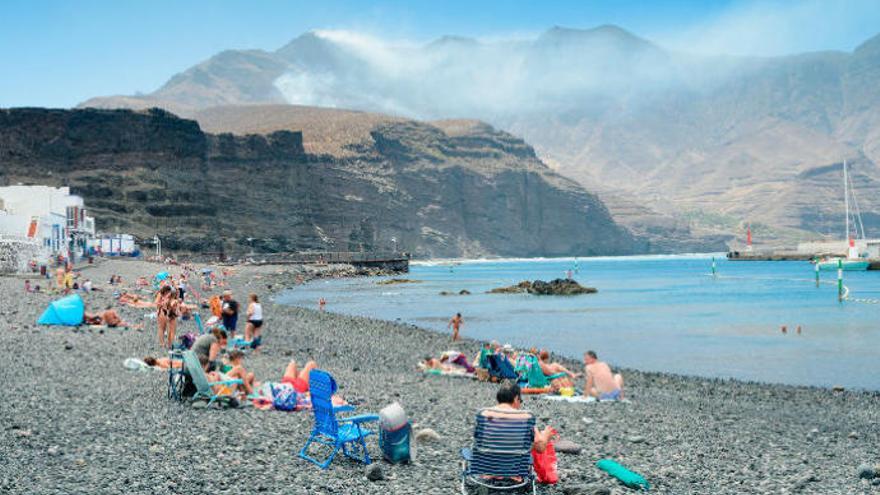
[37,294,85,326]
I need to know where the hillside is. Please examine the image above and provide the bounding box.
[80,25,880,248]
[0,107,641,258]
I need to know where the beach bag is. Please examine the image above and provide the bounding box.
[271,384,298,411]
[532,440,559,484]
[379,402,411,463]
[380,422,412,464]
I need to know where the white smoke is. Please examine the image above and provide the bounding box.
[271,6,879,121]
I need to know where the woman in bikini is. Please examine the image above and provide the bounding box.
[155,286,181,349]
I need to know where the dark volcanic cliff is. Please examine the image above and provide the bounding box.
[0,108,640,258]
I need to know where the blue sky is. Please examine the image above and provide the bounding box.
[2,0,879,108]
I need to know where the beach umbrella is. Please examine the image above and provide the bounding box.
[37,294,84,326]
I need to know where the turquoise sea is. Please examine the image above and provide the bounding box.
[277,255,880,390]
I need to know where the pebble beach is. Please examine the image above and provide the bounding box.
[2,259,879,495]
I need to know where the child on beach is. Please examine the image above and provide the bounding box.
[245,293,263,350]
[225,350,257,398]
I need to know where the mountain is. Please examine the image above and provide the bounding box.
[80,26,880,248]
[0,107,641,258]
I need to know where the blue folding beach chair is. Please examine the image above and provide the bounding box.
[460,409,537,494]
[181,350,243,407]
[487,354,519,381]
[298,369,379,469]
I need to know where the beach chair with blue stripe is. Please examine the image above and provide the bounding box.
[460,409,537,494]
[181,350,243,407]
[487,354,518,381]
[299,369,380,469]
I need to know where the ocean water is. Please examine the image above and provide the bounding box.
[276,255,880,390]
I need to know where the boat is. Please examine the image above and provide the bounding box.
[815,257,870,271]
[812,159,869,271]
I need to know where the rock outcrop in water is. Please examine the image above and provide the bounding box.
[0,107,641,258]
[488,278,597,295]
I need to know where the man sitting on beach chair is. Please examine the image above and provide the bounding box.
[460,382,556,493]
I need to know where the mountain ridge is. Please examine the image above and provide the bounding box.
[78,24,880,247]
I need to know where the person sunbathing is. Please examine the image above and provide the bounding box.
[538,349,579,388]
[281,359,318,393]
[118,291,154,308]
[83,312,103,325]
[422,351,475,373]
[143,356,182,369]
[101,307,139,328]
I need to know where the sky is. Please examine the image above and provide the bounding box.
[2,0,880,108]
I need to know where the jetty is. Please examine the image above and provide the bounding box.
[727,251,815,262]
[239,251,410,272]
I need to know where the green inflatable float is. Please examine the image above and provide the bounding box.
[596,459,650,491]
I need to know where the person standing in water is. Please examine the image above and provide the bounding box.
[448,312,464,341]
[318,297,326,312]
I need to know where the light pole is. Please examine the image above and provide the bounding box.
[154,235,162,259]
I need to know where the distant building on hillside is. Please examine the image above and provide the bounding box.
[89,233,139,256]
[0,185,95,264]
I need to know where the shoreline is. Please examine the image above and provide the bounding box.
[2,259,879,494]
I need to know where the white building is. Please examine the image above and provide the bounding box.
[90,233,138,256]
[0,185,95,261]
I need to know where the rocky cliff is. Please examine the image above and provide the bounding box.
[0,108,639,258]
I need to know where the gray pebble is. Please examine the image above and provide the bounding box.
[365,464,384,481]
[857,463,875,480]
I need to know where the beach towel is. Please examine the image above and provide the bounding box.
[541,395,629,404]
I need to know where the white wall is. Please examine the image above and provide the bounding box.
[0,185,83,218]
